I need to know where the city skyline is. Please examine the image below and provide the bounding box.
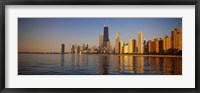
[18,18,182,52]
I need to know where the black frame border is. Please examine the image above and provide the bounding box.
[0,0,200,93]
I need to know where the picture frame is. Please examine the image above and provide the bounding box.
[0,0,199,93]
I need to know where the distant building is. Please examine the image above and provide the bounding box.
[115,32,121,54]
[75,45,80,54]
[128,39,136,54]
[99,35,104,53]
[143,40,148,53]
[120,40,124,54]
[71,45,75,53]
[61,44,65,54]
[99,35,104,47]
[163,35,172,51]
[103,23,109,48]
[148,37,158,53]
[171,28,182,50]
[105,41,112,53]
[124,44,129,54]
[137,32,144,53]
[159,39,163,52]
[155,38,163,53]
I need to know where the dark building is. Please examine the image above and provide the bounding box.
[103,25,109,48]
[61,44,65,54]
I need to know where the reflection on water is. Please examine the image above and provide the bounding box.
[18,54,182,75]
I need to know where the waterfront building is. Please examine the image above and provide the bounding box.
[137,32,144,54]
[120,40,124,54]
[115,32,121,54]
[163,35,172,51]
[148,37,158,53]
[106,41,112,53]
[155,38,163,53]
[143,40,148,53]
[90,45,98,54]
[148,40,155,52]
[75,45,80,54]
[99,35,104,47]
[99,35,104,53]
[128,39,136,54]
[159,39,163,52]
[71,45,75,53]
[61,44,65,54]
[124,44,129,54]
[171,28,182,50]
[103,23,109,48]
[155,38,159,53]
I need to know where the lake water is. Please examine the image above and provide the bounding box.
[18,54,182,75]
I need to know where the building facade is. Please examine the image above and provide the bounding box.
[137,32,144,53]
[128,39,136,54]
[163,35,172,51]
[171,28,182,50]
[115,32,121,54]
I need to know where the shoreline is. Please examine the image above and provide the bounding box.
[19,53,182,57]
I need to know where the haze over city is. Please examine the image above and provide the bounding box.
[18,18,182,52]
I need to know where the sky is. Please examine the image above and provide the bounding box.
[18,18,182,52]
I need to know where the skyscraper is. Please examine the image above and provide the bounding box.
[115,32,121,54]
[107,41,112,53]
[103,24,109,48]
[120,40,124,54]
[163,35,172,51]
[155,38,163,53]
[61,44,65,54]
[124,44,129,54]
[128,39,136,54]
[99,35,103,47]
[99,35,104,53]
[171,28,182,50]
[137,32,144,53]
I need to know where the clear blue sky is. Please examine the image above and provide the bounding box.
[18,18,182,52]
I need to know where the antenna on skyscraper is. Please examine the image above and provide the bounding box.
[104,18,108,27]
[107,18,108,26]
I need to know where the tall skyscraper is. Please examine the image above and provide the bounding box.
[99,35,104,53]
[120,40,124,54]
[103,24,109,48]
[124,44,129,53]
[128,39,136,54]
[99,35,103,47]
[61,44,65,54]
[115,32,121,54]
[163,35,172,51]
[171,28,182,50]
[155,38,163,53]
[148,37,158,52]
[137,32,144,53]
[106,41,112,53]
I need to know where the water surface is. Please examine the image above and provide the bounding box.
[18,54,182,75]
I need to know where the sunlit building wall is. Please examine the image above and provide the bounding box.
[115,32,121,54]
[155,38,163,53]
[148,38,157,52]
[99,35,103,48]
[137,32,144,53]
[120,40,124,54]
[171,28,182,50]
[124,44,129,53]
[155,39,159,53]
[163,35,172,51]
[128,39,136,54]
[106,41,112,53]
